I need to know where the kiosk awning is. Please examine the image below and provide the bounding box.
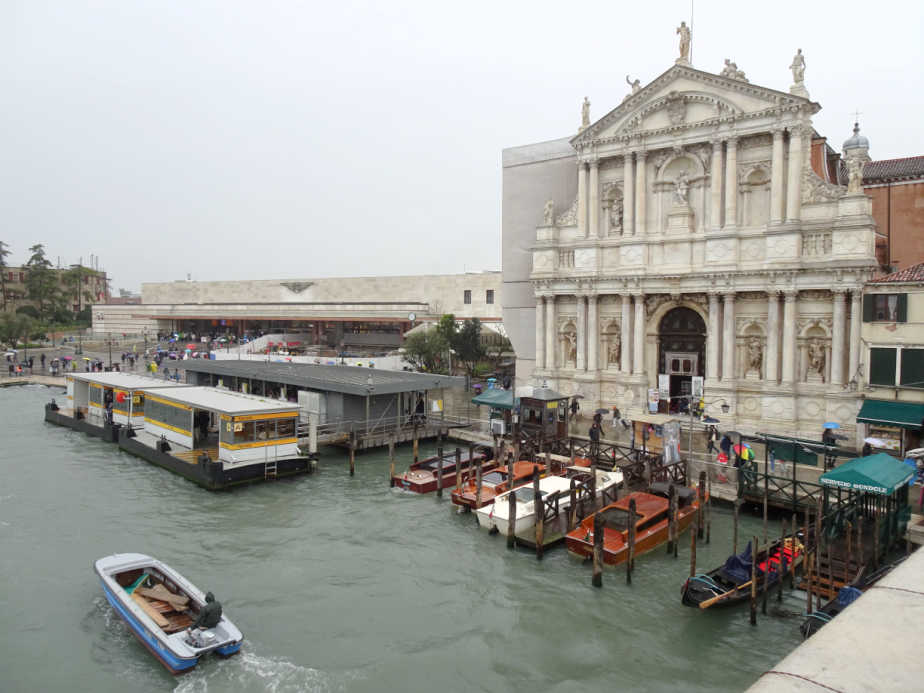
[857,400,924,430]
[471,389,514,410]
[819,453,914,495]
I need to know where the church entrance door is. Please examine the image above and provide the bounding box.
[658,307,706,413]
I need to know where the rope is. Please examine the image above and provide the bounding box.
[870,585,924,597]
[759,671,844,693]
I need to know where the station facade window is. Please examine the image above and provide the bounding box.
[486,289,494,304]
[464,290,471,305]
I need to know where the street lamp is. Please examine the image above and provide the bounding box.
[672,394,730,459]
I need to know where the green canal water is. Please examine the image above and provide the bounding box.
[1,385,807,692]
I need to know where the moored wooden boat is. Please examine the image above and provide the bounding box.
[565,485,702,566]
[393,449,491,493]
[450,461,545,509]
[94,553,242,674]
[681,534,803,609]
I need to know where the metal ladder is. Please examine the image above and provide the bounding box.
[264,460,277,480]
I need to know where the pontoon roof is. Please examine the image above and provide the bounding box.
[146,386,297,416]
[67,372,191,390]
[181,360,465,396]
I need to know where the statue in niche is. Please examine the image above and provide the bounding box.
[625,75,641,94]
[676,22,691,63]
[564,331,577,366]
[747,337,763,374]
[808,339,826,382]
[580,97,590,130]
[673,170,690,205]
[543,200,555,226]
[607,331,621,366]
[790,49,805,84]
[610,199,624,232]
[847,158,863,193]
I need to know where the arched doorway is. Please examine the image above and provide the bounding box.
[658,307,706,411]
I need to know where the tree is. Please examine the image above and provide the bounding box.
[0,313,34,350]
[24,244,59,319]
[454,318,486,379]
[0,240,9,311]
[485,334,513,372]
[402,329,448,373]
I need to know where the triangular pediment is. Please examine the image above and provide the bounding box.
[572,64,818,148]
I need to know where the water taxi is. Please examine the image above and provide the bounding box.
[393,449,491,493]
[450,460,545,510]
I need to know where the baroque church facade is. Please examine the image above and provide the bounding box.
[501,31,878,441]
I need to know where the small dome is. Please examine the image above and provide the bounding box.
[843,122,869,151]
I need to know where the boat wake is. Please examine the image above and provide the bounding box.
[173,649,346,693]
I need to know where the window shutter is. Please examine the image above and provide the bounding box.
[862,295,874,322]
[896,293,908,323]
[869,348,897,386]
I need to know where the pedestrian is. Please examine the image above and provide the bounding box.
[40,353,46,370]
[570,398,579,418]
[7,363,13,377]
[720,433,732,457]
[163,366,170,380]
[706,426,719,454]
[861,442,872,457]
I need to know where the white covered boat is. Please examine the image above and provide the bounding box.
[94,553,243,674]
[475,467,622,539]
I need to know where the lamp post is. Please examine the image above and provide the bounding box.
[672,394,730,459]
[108,331,113,371]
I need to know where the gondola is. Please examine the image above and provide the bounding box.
[681,533,803,609]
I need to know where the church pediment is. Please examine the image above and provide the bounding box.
[572,64,817,147]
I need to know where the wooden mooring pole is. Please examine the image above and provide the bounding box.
[388,437,395,486]
[533,466,544,559]
[506,484,517,550]
[475,457,483,508]
[697,471,706,540]
[592,512,604,588]
[778,518,787,604]
[413,421,419,463]
[667,483,677,555]
[750,535,758,626]
[455,448,462,491]
[568,479,578,532]
[762,490,769,546]
[349,434,356,477]
[845,521,853,586]
[689,500,697,579]
[805,551,814,614]
[706,476,712,544]
[627,497,637,585]
[733,498,741,554]
[436,444,444,497]
[815,494,824,611]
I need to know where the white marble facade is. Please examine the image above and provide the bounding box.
[515,50,877,442]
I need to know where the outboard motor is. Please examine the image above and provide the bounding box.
[186,629,217,649]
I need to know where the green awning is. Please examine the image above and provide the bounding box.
[471,389,514,410]
[856,399,924,430]
[819,453,914,495]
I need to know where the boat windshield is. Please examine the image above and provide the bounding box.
[598,507,632,531]
[512,487,546,503]
[421,459,454,472]
[481,471,506,486]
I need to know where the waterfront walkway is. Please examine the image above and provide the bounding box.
[1,375,65,388]
[747,545,924,692]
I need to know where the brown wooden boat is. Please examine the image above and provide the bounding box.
[564,484,702,566]
[450,461,546,509]
[392,449,491,493]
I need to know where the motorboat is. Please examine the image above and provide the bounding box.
[450,460,545,510]
[94,553,242,674]
[565,483,703,566]
[475,467,622,541]
[393,449,491,493]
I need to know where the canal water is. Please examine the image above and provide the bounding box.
[1,385,806,692]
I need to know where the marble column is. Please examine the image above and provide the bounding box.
[706,293,720,380]
[620,294,632,373]
[635,151,647,234]
[831,290,847,386]
[724,138,738,229]
[765,292,780,383]
[577,162,588,236]
[602,201,611,238]
[848,290,862,384]
[786,127,803,222]
[623,152,635,236]
[535,296,545,370]
[587,294,599,370]
[781,291,798,383]
[588,159,599,239]
[770,128,785,224]
[545,295,556,370]
[632,294,645,375]
[710,140,723,229]
[576,294,587,371]
[722,293,736,380]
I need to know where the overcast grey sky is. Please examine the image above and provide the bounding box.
[4,1,922,292]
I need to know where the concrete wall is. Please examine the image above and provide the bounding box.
[866,180,924,270]
[501,137,576,387]
[140,273,503,320]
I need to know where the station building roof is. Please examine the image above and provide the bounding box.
[67,372,190,391]
[146,386,297,416]
[181,360,465,397]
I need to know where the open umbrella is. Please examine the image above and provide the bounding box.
[823,422,840,429]
[733,444,754,460]
[595,408,610,415]
[703,415,720,424]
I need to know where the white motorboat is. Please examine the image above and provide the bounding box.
[94,553,243,674]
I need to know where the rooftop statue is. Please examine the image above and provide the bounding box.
[676,22,691,64]
[625,75,641,94]
[790,48,805,84]
[580,97,590,130]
